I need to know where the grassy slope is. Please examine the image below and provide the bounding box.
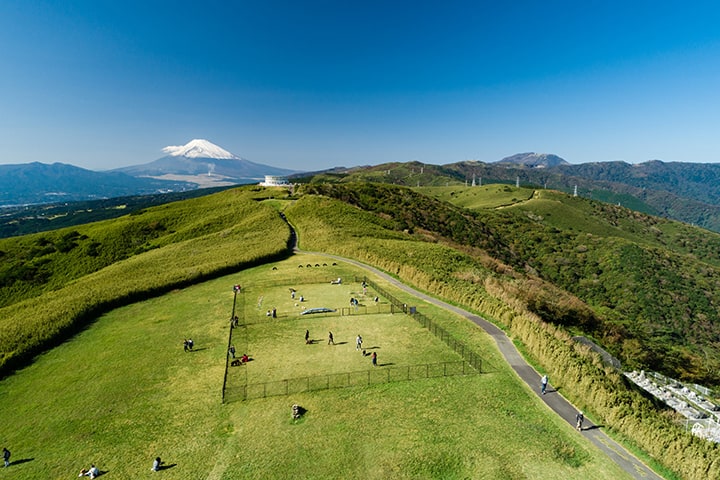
[0,186,291,377]
[1,183,718,478]
[0,254,631,479]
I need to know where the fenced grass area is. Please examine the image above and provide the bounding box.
[223,273,485,403]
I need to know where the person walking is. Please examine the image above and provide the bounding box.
[305,329,310,344]
[575,411,584,431]
[541,374,548,395]
[371,351,377,367]
[152,457,162,471]
[183,339,189,352]
[228,345,236,359]
[187,338,194,351]
[3,447,10,467]
[356,335,363,350]
[328,331,334,345]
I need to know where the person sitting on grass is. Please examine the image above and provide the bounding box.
[79,464,100,478]
[152,457,162,471]
[241,353,249,363]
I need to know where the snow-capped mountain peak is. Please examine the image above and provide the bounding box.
[162,139,239,159]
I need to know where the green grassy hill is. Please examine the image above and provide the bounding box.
[0,186,293,377]
[2,182,720,478]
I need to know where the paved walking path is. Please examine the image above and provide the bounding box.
[308,250,664,480]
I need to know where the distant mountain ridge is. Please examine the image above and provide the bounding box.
[300,156,720,232]
[0,139,298,207]
[6,142,720,233]
[496,152,569,168]
[0,162,195,206]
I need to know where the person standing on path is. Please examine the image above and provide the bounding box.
[328,331,334,345]
[541,374,548,395]
[3,447,10,467]
[576,411,584,431]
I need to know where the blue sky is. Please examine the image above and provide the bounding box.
[2,0,720,171]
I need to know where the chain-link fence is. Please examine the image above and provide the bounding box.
[363,277,483,373]
[225,360,476,402]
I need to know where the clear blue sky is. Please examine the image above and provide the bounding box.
[2,0,720,171]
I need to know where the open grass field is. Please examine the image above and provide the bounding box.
[0,253,634,479]
[415,184,535,209]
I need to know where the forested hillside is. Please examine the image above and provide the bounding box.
[303,160,720,233]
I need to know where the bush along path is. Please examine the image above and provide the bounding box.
[302,249,664,480]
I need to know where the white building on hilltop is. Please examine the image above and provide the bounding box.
[260,175,289,187]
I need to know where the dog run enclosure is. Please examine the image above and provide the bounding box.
[222,275,484,403]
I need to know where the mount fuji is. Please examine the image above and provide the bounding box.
[114,139,297,186]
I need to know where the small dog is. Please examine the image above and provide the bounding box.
[231,359,241,367]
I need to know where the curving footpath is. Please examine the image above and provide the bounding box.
[310,250,664,480]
